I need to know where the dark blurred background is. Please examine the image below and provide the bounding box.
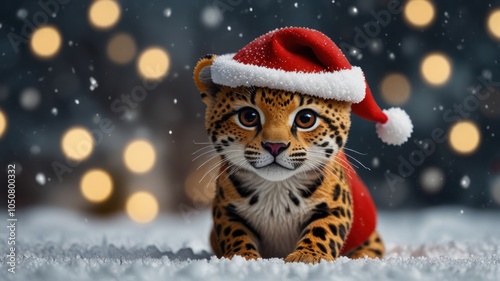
[0,0,499,222]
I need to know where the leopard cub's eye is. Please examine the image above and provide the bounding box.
[238,107,260,128]
[294,109,317,129]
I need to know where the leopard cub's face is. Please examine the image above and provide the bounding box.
[203,86,351,181]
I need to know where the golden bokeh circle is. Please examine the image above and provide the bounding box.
[403,0,436,28]
[80,169,113,203]
[0,109,8,138]
[88,0,121,30]
[420,53,452,86]
[123,139,156,173]
[61,127,94,161]
[107,33,137,64]
[487,9,500,40]
[0,109,7,138]
[380,73,411,106]
[137,47,170,80]
[30,26,62,59]
[126,192,159,223]
[448,121,481,155]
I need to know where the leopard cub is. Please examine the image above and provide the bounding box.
[193,54,384,263]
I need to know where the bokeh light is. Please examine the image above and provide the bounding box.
[30,26,62,59]
[380,73,411,106]
[420,53,452,86]
[35,173,46,186]
[88,0,121,30]
[107,33,137,64]
[20,87,41,110]
[61,127,94,161]
[201,6,223,28]
[124,139,156,173]
[460,175,471,189]
[487,9,500,40]
[137,47,170,80]
[126,191,159,223]
[403,0,436,28]
[420,167,445,194]
[80,169,113,203]
[0,109,7,138]
[448,121,481,155]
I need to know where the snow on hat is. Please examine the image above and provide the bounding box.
[210,27,413,145]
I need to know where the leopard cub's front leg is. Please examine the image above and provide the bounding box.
[285,200,353,264]
[211,202,261,260]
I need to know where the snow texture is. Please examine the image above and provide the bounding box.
[1,207,499,281]
[376,107,414,146]
[211,54,366,103]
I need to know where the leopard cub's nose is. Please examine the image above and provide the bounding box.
[261,142,290,157]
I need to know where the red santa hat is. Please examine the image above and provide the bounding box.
[210,27,413,145]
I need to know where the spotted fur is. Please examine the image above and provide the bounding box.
[194,55,384,263]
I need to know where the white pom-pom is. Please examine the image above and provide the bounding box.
[375,107,413,146]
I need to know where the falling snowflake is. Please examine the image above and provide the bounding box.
[90,77,98,91]
[348,6,358,16]
[460,175,471,189]
[75,99,80,105]
[36,173,46,186]
[163,8,172,18]
[349,48,360,56]
[51,107,58,116]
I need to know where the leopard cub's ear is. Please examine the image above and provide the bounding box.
[193,54,219,106]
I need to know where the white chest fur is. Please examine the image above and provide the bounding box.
[234,177,316,258]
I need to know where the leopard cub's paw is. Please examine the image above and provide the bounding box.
[226,252,260,261]
[285,250,333,264]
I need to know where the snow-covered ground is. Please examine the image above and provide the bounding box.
[1,207,499,281]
